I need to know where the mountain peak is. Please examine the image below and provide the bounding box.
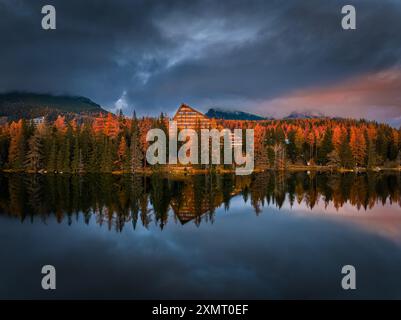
[284,110,326,119]
[0,92,107,120]
[205,108,269,121]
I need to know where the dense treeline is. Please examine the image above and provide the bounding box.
[0,113,400,172]
[0,172,399,230]
[0,113,154,173]
[226,117,401,169]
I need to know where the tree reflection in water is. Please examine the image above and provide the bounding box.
[0,172,400,231]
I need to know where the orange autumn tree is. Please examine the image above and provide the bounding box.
[54,115,67,134]
[8,119,27,170]
[117,136,130,171]
[332,125,344,153]
[350,127,367,166]
[104,113,119,138]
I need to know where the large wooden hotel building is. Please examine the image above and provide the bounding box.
[172,104,211,130]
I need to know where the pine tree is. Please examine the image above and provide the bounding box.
[317,129,333,165]
[273,143,286,170]
[327,150,341,167]
[306,130,315,163]
[350,127,366,166]
[8,120,27,170]
[130,114,143,172]
[62,138,71,172]
[56,146,63,172]
[339,141,354,169]
[25,130,44,172]
[332,126,344,152]
[88,141,99,173]
[100,138,113,172]
[78,149,85,174]
[47,140,57,172]
[367,140,377,169]
[294,127,304,162]
[79,123,92,172]
[286,130,297,164]
[376,128,388,165]
[71,137,80,173]
[117,137,128,171]
[123,144,132,173]
[0,133,9,169]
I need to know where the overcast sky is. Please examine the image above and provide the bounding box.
[1,0,401,126]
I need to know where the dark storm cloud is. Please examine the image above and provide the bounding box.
[1,0,401,118]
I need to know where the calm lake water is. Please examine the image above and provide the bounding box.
[0,172,401,299]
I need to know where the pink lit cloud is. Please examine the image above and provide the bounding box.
[256,68,401,127]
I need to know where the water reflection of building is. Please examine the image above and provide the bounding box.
[170,177,246,224]
[170,180,218,224]
[173,104,210,130]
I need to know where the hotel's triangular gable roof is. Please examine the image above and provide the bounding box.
[173,104,209,119]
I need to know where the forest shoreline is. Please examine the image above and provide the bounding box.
[1,165,400,176]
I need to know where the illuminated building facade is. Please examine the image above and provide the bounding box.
[172,104,210,130]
